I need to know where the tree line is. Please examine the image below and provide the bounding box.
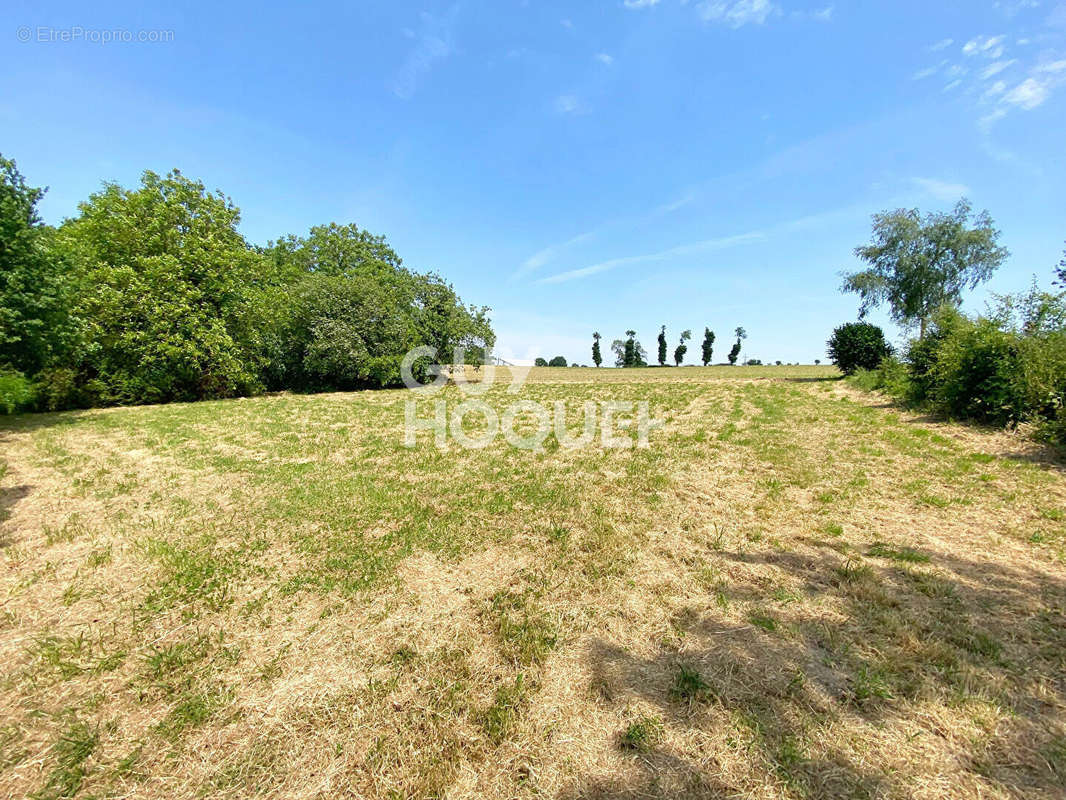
[0,155,494,412]
[580,326,747,367]
[828,198,1066,446]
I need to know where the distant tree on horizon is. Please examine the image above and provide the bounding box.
[674,329,692,366]
[534,357,548,367]
[548,355,568,367]
[657,325,668,366]
[701,328,715,366]
[728,327,746,366]
[592,331,602,367]
[624,330,636,368]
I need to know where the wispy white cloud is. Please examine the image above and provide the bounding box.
[623,0,661,8]
[595,52,615,65]
[1004,77,1050,108]
[929,38,954,52]
[513,189,696,280]
[392,7,459,99]
[791,5,833,22]
[695,0,779,28]
[962,34,1006,58]
[536,232,766,285]
[514,230,598,281]
[915,28,1066,128]
[555,94,583,114]
[980,59,1018,78]
[912,177,970,200]
[993,0,1040,17]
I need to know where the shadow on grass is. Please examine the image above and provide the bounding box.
[0,408,89,436]
[569,545,1066,799]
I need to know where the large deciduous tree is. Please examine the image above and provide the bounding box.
[657,325,668,366]
[60,169,266,404]
[592,331,602,367]
[0,155,77,377]
[842,199,1008,338]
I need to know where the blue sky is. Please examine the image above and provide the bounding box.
[4,0,1065,365]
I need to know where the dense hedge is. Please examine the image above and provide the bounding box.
[0,158,494,412]
[850,288,1066,446]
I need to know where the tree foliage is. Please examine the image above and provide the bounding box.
[0,155,77,377]
[827,322,893,374]
[842,200,1008,337]
[701,328,715,366]
[674,329,691,366]
[0,159,494,412]
[727,327,746,366]
[59,169,266,405]
[548,355,568,367]
[592,332,602,367]
[657,325,668,366]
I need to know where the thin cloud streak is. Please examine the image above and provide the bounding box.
[536,232,766,285]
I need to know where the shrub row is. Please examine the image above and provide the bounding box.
[851,291,1066,446]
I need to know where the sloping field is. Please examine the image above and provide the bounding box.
[1,366,1064,799]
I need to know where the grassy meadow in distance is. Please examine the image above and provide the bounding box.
[1,365,1065,799]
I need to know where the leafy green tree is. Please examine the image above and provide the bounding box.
[727,327,746,365]
[827,322,893,374]
[534,357,548,367]
[263,222,404,283]
[0,155,77,378]
[624,330,636,368]
[657,325,667,366]
[1055,242,1066,288]
[60,169,267,405]
[548,355,567,367]
[633,339,648,367]
[701,328,715,366]
[842,199,1009,338]
[674,329,692,366]
[592,331,602,367]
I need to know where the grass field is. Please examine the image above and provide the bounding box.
[2,365,1065,799]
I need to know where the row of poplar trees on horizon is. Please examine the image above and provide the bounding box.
[589,326,748,368]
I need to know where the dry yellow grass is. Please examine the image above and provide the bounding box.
[1,367,1064,799]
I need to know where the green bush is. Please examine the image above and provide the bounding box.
[827,322,893,375]
[849,356,910,396]
[0,369,35,414]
